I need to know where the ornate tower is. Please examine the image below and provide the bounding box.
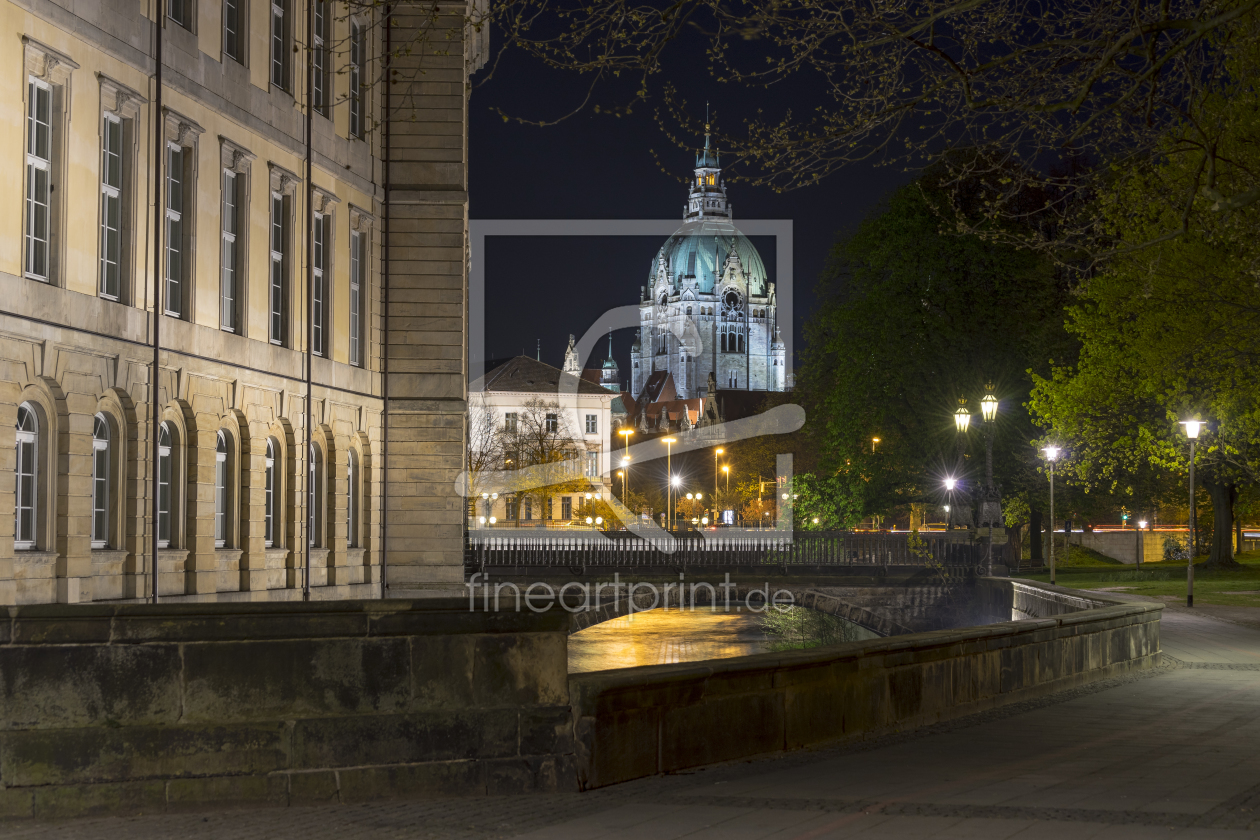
[600,332,620,392]
[562,334,581,377]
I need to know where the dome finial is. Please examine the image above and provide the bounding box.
[704,101,710,150]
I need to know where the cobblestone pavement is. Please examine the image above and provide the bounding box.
[13,604,1260,840]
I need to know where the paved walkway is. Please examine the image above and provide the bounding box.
[14,603,1260,840]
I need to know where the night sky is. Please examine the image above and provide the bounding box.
[468,34,913,383]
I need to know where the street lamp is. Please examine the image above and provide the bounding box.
[721,464,730,491]
[662,437,677,530]
[1042,445,1060,586]
[954,399,972,433]
[1180,419,1205,607]
[978,384,1001,573]
[1136,519,1148,568]
[872,437,881,454]
[714,447,724,494]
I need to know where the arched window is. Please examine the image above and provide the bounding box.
[15,404,38,550]
[737,331,745,354]
[214,431,229,548]
[347,449,359,547]
[264,438,277,548]
[91,414,110,548]
[720,329,728,354]
[308,443,322,547]
[157,423,173,548]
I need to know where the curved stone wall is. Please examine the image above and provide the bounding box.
[569,580,1161,789]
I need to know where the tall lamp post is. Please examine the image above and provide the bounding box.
[662,437,677,531]
[714,447,724,494]
[1136,519,1147,568]
[944,477,957,529]
[953,400,972,530]
[1042,446,1060,586]
[979,385,1000,573]
[1180,419,1204,607]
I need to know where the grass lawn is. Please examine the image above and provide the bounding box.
[1018,549,1260,607]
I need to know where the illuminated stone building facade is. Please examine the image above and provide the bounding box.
[1,0,480,603]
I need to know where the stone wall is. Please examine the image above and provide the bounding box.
[1067,530,1171,564]
[0,599,574,819]
[569,582,1161,789]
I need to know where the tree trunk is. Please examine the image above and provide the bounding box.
[1007,523,1023,566]
[1203,480,1241,568]
[1030,508,1043,562]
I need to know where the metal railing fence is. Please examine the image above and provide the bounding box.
[464,530,982,575]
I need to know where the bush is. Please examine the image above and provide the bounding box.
[760,606,870,650]
[1163,535,1191,563]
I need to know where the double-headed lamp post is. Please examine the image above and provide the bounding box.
[662,437,677,530]
[1180,419,1205,607]
[1042,445,1060,586]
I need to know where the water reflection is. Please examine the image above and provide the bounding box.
[568,607,778,673]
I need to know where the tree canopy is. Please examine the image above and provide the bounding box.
[1028,32,1260,564]
[795,172,1072,524]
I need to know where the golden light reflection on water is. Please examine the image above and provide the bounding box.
[568,607,776,673]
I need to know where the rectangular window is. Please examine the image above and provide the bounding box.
[25,78,52,282]
[586,414,598,435]
[313,0,328,115]
[214,452,227,547]
[504,413,518,432]
[15,417,37,550]
[312,212,327,356]
[157,445,171,548]
[585,451,598,478]
[349,230,363,366]
[561,497,572,520]
[168,0,190,29]
[92,437,109,548]
[271,0,287,89]
[223,0,242,63]
[546,413,558,433]
[349,22,364,138]
[270,193,286,345]
[506,497,517,520]
[165,143,184,318]
[99,114,123,300]
[221,170,240,332]
[524,498,532,521]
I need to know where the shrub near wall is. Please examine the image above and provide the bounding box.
[0,600,575,819]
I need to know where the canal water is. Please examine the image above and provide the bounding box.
[567,607,777,673]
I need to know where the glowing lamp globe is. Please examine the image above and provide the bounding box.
[954,399,972,433]
[981,390,998,423]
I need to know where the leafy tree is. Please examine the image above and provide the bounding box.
[797,172,1073,527]
[1029,33,1260,566]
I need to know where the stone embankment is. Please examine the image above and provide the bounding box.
[0,580,1160,817]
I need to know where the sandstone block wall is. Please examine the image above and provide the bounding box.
[569,583,1162,789]
[0,599,574,819]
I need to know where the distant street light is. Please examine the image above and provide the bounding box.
[1180,419,1206,607]
[663,436,677,530]
[872,437,881,453]
[1042,445,1061,586]
[714,447,724,494]
[1136,518,1148,568]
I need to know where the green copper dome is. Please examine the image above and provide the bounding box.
[651,218,769,297]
